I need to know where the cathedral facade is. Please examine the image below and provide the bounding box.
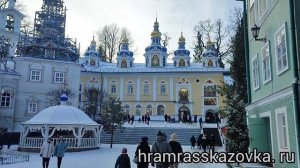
[80,19,227,121]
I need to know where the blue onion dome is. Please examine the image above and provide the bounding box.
[202,40,218,57]
[117,36,133,57]
[59,93,68,105]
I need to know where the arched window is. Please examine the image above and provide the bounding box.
[90,59,96,66]
[124,104,130,114]
[121,60,127,68]
[179,59,185,67]
[160,81,166,95]
[136,104,142,115]
[208,60,213,66]
[143,81,150,95]
[1,91,11,107]
[146,104,152,115]
[127,81,134,94]
[157,105,165,116]
[111,85,116,94]
[5,15,14,32]
[110,81,117,94]
[151,55,159,67]
[27,96,38,113]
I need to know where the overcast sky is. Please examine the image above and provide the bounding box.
[19,0,242,63]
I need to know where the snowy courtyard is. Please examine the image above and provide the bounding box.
[1,144,227,168]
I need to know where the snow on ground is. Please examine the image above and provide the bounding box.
[1,144,227,168]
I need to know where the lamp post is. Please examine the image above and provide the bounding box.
[250,24,267,42]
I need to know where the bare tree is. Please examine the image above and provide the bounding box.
[0,0,8,9]
[97,24,134,63]
[193,19,230,68]
[162,32,171,47]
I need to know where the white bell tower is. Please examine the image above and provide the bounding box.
[0,0,25,56]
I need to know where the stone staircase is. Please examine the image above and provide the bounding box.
[100,123,223,146]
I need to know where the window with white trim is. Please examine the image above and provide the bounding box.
[276,111,288,151]
[1,91,11,107]
[262,43,271,83]
[160,81,167,95]
[275,24,288,74]
[143,81,150,95]
[252,56,260,90]
[30,70,41,81]
[111,85,116,94]
[127,81,134,95]
[28,102,38,113]
[54,72,64,83]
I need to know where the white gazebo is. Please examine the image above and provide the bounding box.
[18,95,102,152]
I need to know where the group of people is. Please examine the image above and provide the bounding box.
[40,136,68,168]
[163,114,176,123]
[115,131,183,168]
[190,133,215,152]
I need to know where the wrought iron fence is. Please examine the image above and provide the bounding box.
[0,150,29,165]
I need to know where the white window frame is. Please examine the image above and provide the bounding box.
[1,91,11,107]
[275,23,288,75]
[54,72,65,83]
[127,81,134,95]
[111,85,116,95]
[275,107,289,152]
[30,70,42,82]
[28,102,38,113]
[160,81,167,95]
[252,55,260,90]
[143,81,150,95]
[261,42,272,84]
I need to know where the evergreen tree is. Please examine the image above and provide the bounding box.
[193,31,205,63]
[217,8,249,160]
[100,97,125,148]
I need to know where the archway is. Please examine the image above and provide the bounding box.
[178,106,190,123]
[205,110,217,123]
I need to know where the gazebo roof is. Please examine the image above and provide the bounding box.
[22,105,99,126]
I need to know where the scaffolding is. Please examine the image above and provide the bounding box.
[17,0,79,62]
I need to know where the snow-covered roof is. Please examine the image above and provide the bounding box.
[80,61,228,73]
[22,105,99,126]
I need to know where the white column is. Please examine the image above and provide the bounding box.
[169,77,173,101]
[120,77,124,101]
[190,103,194,115]
[153,77,156,101]
[136,77,140,101]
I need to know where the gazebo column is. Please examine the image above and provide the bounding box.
[77,125,83,147]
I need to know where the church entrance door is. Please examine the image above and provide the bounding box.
[178,106,190,123]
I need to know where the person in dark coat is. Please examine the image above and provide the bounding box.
[135,137,150,168]
[199,117,203,129]
[164,114,168,122]
[115,147,131,168]
[208,134,215,152]
[169,133,183,168]
[201,134,207,152]
[54,136,68,168]
[197,134,203,149]
[142,115,145,123]
[190,135,196,149]
[151,131,172,168]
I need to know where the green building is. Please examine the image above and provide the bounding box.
[246,0,300,167]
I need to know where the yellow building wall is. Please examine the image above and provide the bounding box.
[80,72,225,117]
